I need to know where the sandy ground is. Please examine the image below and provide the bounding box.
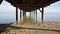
[1,21,60,34]
[12,21,60,30]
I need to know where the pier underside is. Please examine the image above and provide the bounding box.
[0,0,60,34]
[0,0,59,24]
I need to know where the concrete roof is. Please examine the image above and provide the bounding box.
[0,0,59,11]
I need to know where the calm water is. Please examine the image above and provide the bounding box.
[0,11,60,24]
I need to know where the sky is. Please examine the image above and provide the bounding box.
[44,1,60,14]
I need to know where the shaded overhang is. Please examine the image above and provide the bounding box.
[0,0,3,4]
[0,0,60,11]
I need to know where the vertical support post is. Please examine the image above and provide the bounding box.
[16,7,18,24]
[23,11,26,21]
[36,10,37,22]
[30,11,31,18]
[23,11,24,21]
[23,11,26,17]
[30,11,31,22]
[20,9,21,21]
[41,7,44,24]
[34,10,35,19]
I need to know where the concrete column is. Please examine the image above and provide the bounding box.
[30,11,31,22]
[23,11,26,17]
[23,11,26,21]
[16,7,18,24]
[41,7,44,24]
[20,9,21,21]
[36,10,37,22]
[30,11,31,18]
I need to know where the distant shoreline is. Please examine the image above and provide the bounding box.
[0,21,60,24]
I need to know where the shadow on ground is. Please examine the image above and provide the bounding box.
[0,24,60,34]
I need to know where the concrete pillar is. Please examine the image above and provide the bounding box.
[16,7,18,24]
[30,11,31,18]
[41,7,44,24]
[30,11,31,22]
[23,11,26,17]
[36,10,37,22]
[20,9,21,21]
[23,11,26,21]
